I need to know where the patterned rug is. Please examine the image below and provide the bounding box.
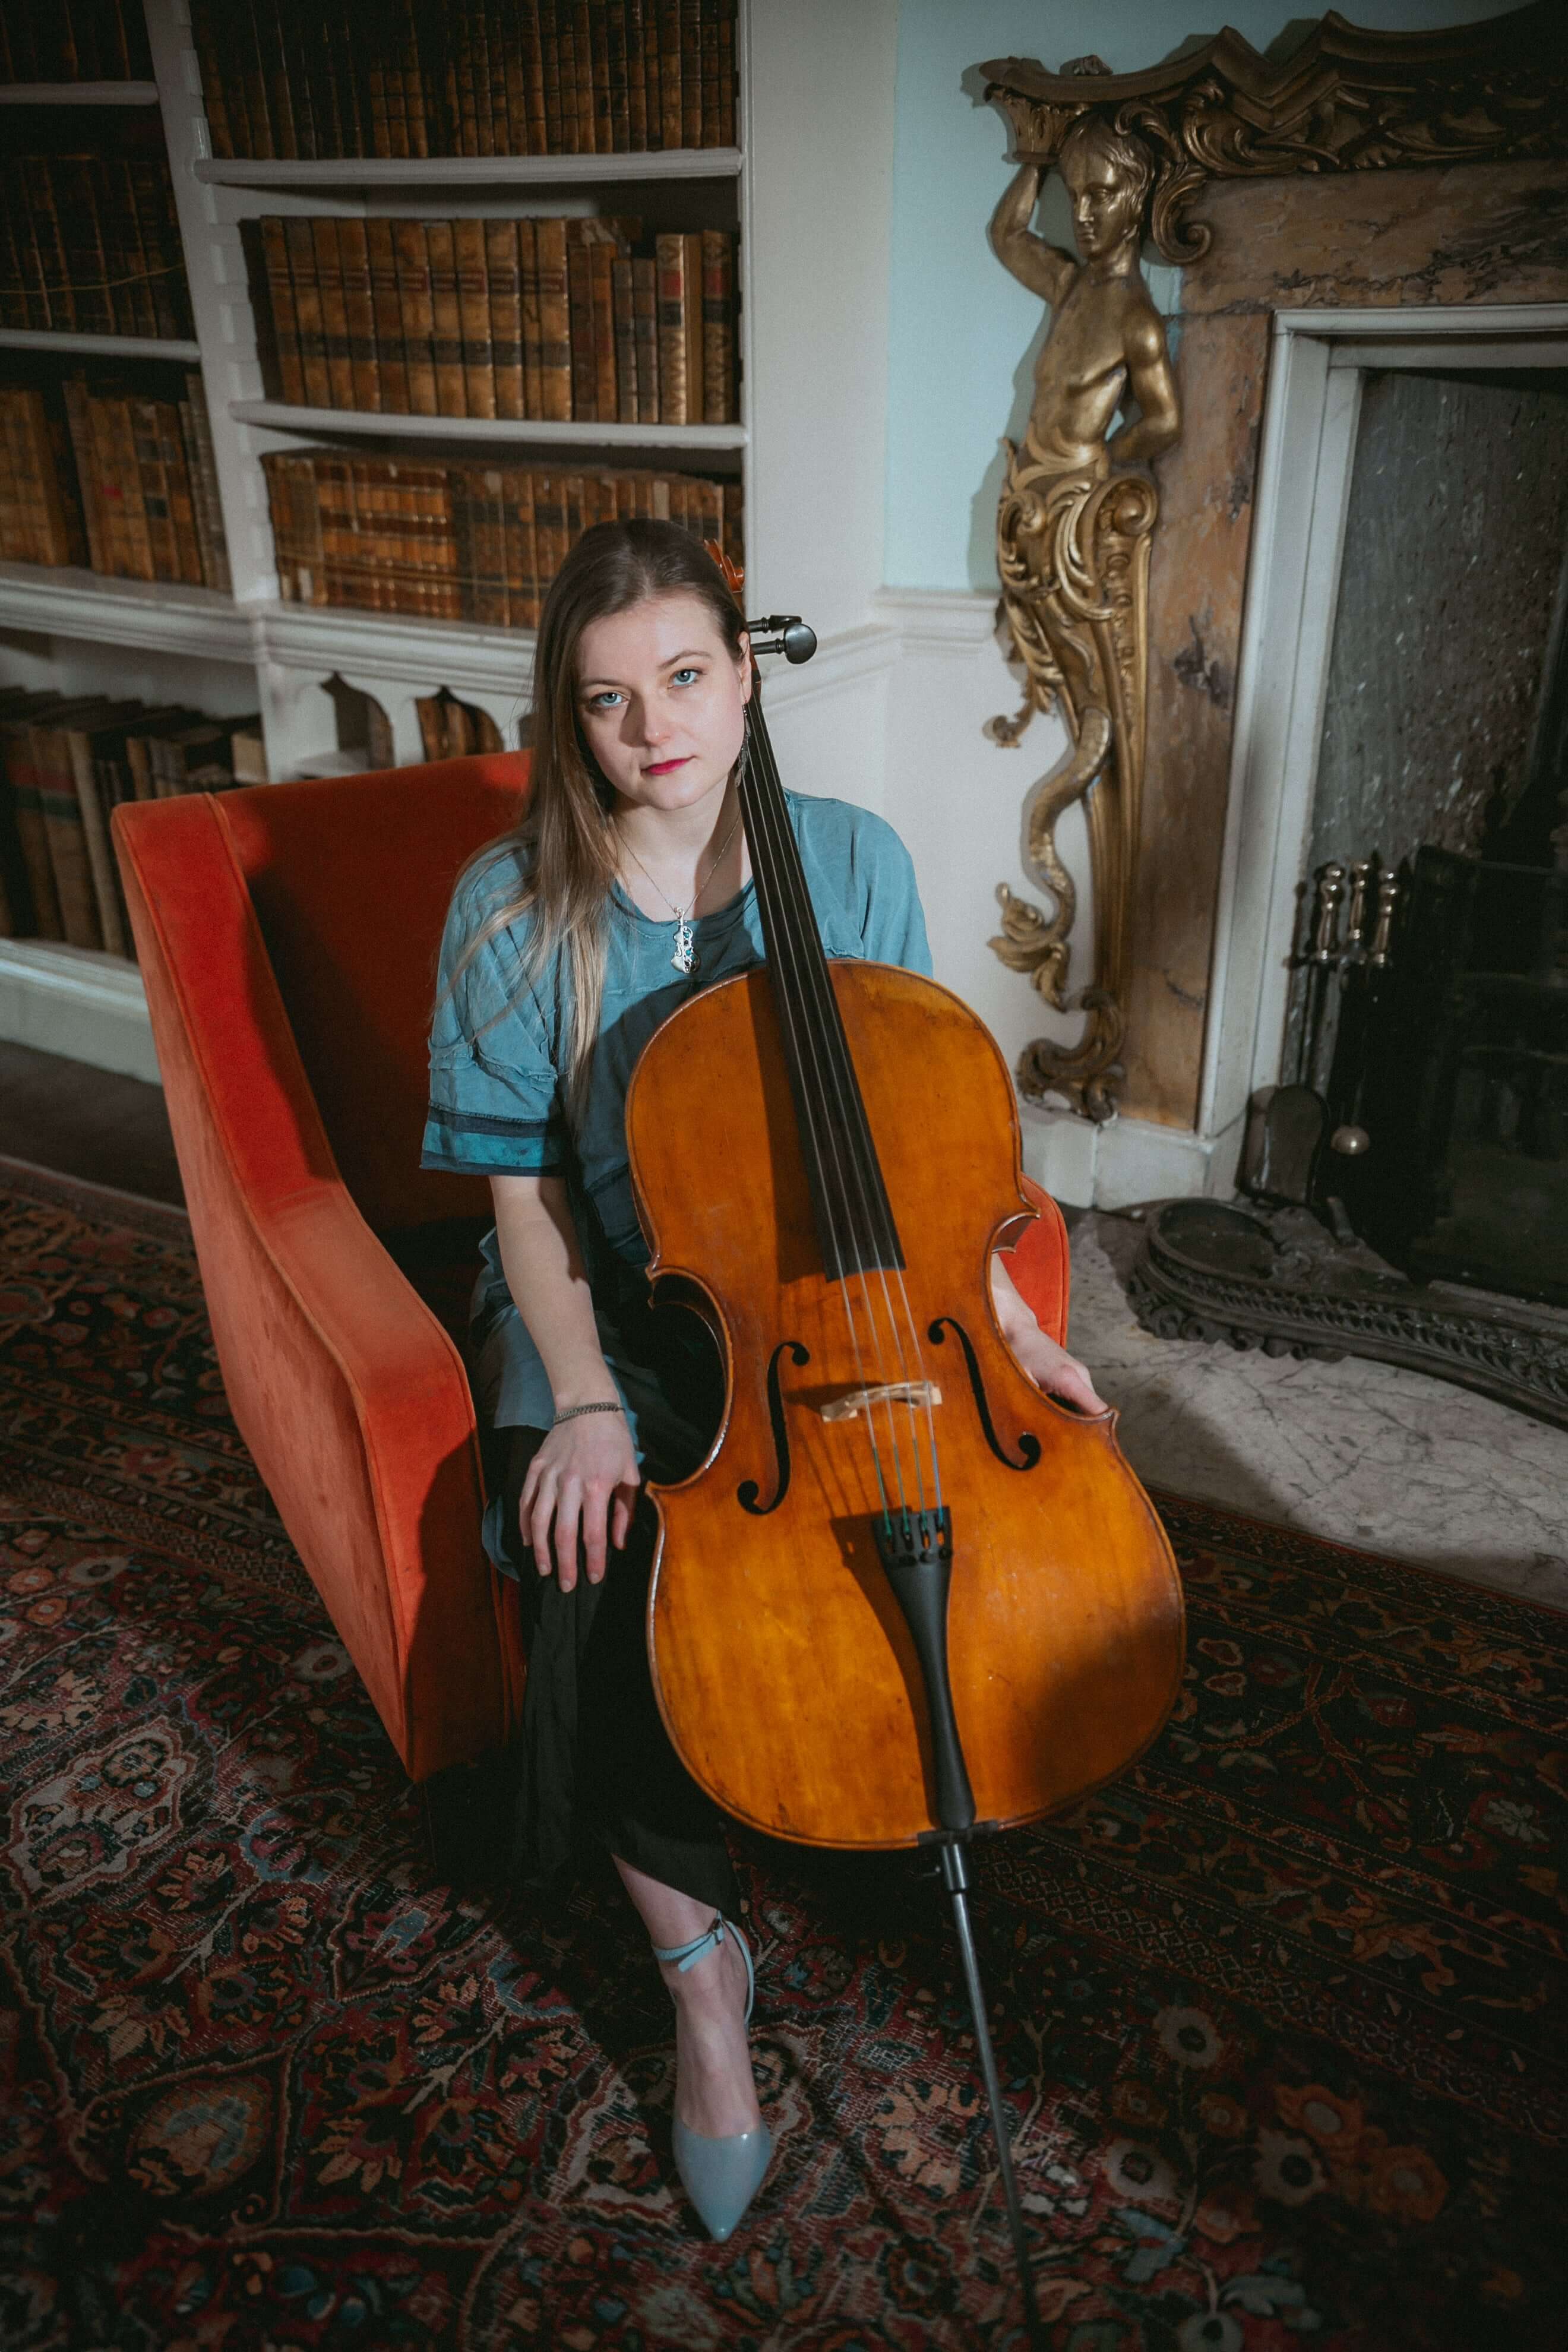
[1,1155,1563,2352]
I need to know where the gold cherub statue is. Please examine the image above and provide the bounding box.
[987,109,1180,1120]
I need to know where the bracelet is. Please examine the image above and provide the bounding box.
[551,1399,625,1427]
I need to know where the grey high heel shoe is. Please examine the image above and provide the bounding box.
[653,1914,772,2242]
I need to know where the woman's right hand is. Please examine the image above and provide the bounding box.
[519,1406,641,1591]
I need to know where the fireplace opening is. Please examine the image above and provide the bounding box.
[1139,344,1568,1425]
[1294,365,1568,1308]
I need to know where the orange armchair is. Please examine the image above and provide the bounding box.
[111,755,1071,1811]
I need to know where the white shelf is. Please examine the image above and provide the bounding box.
[0,82,160,105]
[0,938,156,1081]
[260,599,536,696]
[194,147,742,189]
[230,399,746,451]
[0,561,253,660]
[0,328,201,362]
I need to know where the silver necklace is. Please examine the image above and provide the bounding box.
[618,802,743,975]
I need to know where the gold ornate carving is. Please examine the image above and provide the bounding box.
[986,115,1177,1120]
[981,3,1568,264]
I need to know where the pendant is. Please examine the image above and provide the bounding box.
[672,917,697,975]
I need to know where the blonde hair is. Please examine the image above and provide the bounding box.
[443,519,747,1127]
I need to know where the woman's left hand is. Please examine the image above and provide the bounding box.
[1005,1321,1105,1415]
[990,1250,1107,1415]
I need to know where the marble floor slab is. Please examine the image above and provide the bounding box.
[1065,1212,1568,1613]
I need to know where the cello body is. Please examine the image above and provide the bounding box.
[625,956,1184,1851]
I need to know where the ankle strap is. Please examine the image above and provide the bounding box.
[652,1914,727,1972]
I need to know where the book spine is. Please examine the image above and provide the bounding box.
[680,0,702,147]
[127,161,180,342]
[237,2,274,158]
[539,0,563,153]
[590,242,618,425]
[655,231,689,424]
[700,226,734,424]
[631,255,659,424]
[257,0,298,159]
[720,0,736,146]
[425,219,467,416]
[260,216,306,403]
[8,727,65,940]
[612,255,637,426]
[606,1,629,153]
[523,5,547,153]
[158,400,205,586]
[366,34,390,158]
[589,1,612,156]
[131,399,178,582]
[499,5,526,154]
[365,219,408,412]
[682,231,705,429]
[536,219,571,422]
[532,468,564,608]
[401,0,428,159]
[567,240,596,422]
[312,217,355,408]
[501,464,537,628]
[486,218,524,421]
[31,165,70,332]
[61,378,106,572]
[394,221,438,416]
[643,0,663,153]
[454,217,495,419]
[107,162,149,340]
[557,5,582,155]
[625,0,649,150]
[657,0,682,150]
[61,161,110,338]
[337,219,380,410]
[110,395,156,580]
[472,5,497,157]
[292,208,330,377]
[384,10,410,160]
[700,0,722,148]
[68,728,127,956]
[184,371,232,594]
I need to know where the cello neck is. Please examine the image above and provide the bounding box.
[737,688,904,1284]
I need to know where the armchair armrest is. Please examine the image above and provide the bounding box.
[113,793,520,1779]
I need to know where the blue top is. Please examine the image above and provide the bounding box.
[423,790,932,1561]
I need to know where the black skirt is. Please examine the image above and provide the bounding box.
[496,1419,739,1917]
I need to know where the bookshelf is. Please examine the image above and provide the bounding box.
[193,151,742,189]
[230,401,745,449]
[0,328,202,361]
[2,0,902,1081]
[0,84,161,107]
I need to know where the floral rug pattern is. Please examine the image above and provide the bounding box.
[0,1156,1563,2351]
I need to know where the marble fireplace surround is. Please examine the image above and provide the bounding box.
[1036,154,1568,1208]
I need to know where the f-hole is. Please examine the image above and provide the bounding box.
[738,1339,811,1515]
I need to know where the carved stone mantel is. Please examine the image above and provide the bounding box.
[977,6,1568,1139]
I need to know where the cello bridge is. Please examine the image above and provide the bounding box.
[820,1380,943,1424]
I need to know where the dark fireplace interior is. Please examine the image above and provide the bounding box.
[1285,364,1568,1309]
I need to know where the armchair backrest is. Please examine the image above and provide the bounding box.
[118,752,530,1235]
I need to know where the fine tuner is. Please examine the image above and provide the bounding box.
[745,614,817,664]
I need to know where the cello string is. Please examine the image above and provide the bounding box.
[741,701,940,1520]
[737,706,912,1513]
[737,722,902,1515]
[741,698,935,1519]
[744,705,946,1522]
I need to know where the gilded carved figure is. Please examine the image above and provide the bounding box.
[988,108,1180,1120]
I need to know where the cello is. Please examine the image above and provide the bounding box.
[624,553,1184,2340]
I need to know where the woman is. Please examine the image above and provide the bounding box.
[422,520,1102,2240]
